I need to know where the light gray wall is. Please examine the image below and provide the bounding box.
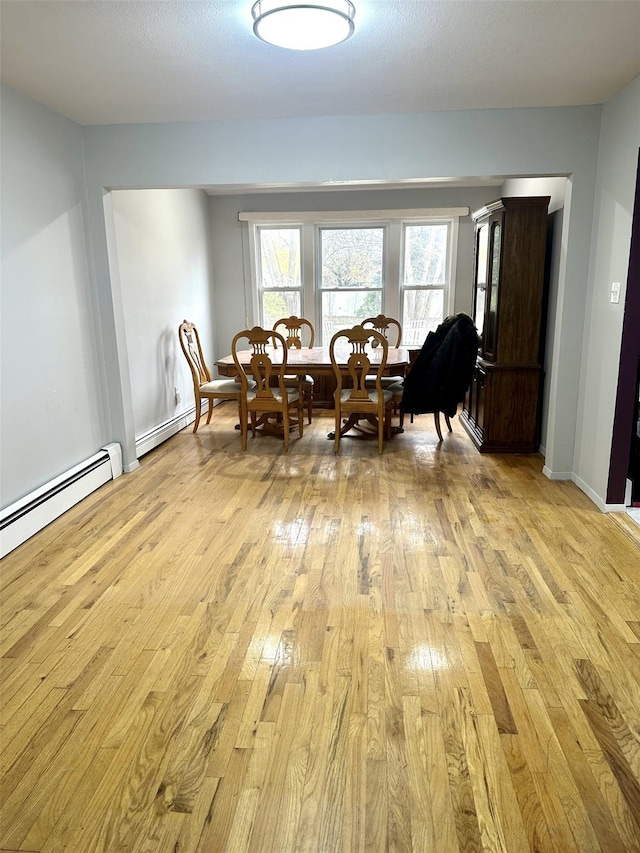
[573,76,640,507]
[82,105,602,482]
[111,189,214,438]
[0,86,107,507]
[501,176,568,214]
[6,83,636,513]
[208,185,501,358]
[540,208,565,455]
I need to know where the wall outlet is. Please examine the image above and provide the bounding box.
[174,387,181,405]
[610,281,621,304]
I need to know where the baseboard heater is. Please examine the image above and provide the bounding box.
[0,443,122,559]
[135,405,197,458]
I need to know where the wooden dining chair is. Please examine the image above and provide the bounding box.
[362,314,405,390]
[231,326,304,453]
[273,316,315,424]
[178,319,249,434]
[330,325,394,455]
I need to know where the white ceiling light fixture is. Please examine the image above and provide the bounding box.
[251,1,356,50]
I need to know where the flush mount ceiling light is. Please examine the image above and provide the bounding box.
[251,1,356,50]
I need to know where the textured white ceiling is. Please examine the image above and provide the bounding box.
[1,1,639,126]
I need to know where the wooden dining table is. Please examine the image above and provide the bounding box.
[215,345,410,380]
[215,345,410,439]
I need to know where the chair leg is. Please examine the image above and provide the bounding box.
[206,398,214,425]
[240,403,248,451]
[283,408,290,453]
[434,411,443,442]
[193,394,201,433]
[334,407,341,454]
[445,414,452,433]
[307,389,313,424]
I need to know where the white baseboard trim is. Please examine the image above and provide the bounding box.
[542,465,572,481]
[542,466,627,514]
[0,443,122,559]
[571,473,627,513]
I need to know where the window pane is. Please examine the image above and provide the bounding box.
[320,228,384,289]
[262,292,301,330]
[402,289,444,346]
[403,224,448,285]
[259,228,301,289]
[321,291,382,342]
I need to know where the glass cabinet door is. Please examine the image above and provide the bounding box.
[484,217,502,359]
[474,223,489,338]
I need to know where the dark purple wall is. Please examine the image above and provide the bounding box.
[607,149,640,505]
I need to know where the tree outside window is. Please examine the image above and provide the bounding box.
[258,227,301,329]
[402,224,448,345]
[320,227,384,342]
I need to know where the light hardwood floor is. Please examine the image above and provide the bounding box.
[1,406,640,852]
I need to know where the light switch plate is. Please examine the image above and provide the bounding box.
[610,281,621,304]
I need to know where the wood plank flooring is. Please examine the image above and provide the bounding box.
[1,406,639,852]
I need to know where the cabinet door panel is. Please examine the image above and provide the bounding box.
[484,217,502,361]
[475,368,486,432]
[473,223,489,338]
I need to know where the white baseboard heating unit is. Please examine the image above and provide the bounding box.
[135,406,197,458]
[0,443,122,559]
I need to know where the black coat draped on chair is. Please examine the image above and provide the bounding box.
[401,313,480,418]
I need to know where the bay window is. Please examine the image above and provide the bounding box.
[241,208,466,345]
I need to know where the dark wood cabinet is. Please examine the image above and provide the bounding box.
[461,196,550,453]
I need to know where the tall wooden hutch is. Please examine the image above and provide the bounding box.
[460,196,550,453]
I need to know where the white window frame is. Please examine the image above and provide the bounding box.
[251,224,304,328]
[240,208,467,344]
[317,223,387,344]
[399,218,460,346]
